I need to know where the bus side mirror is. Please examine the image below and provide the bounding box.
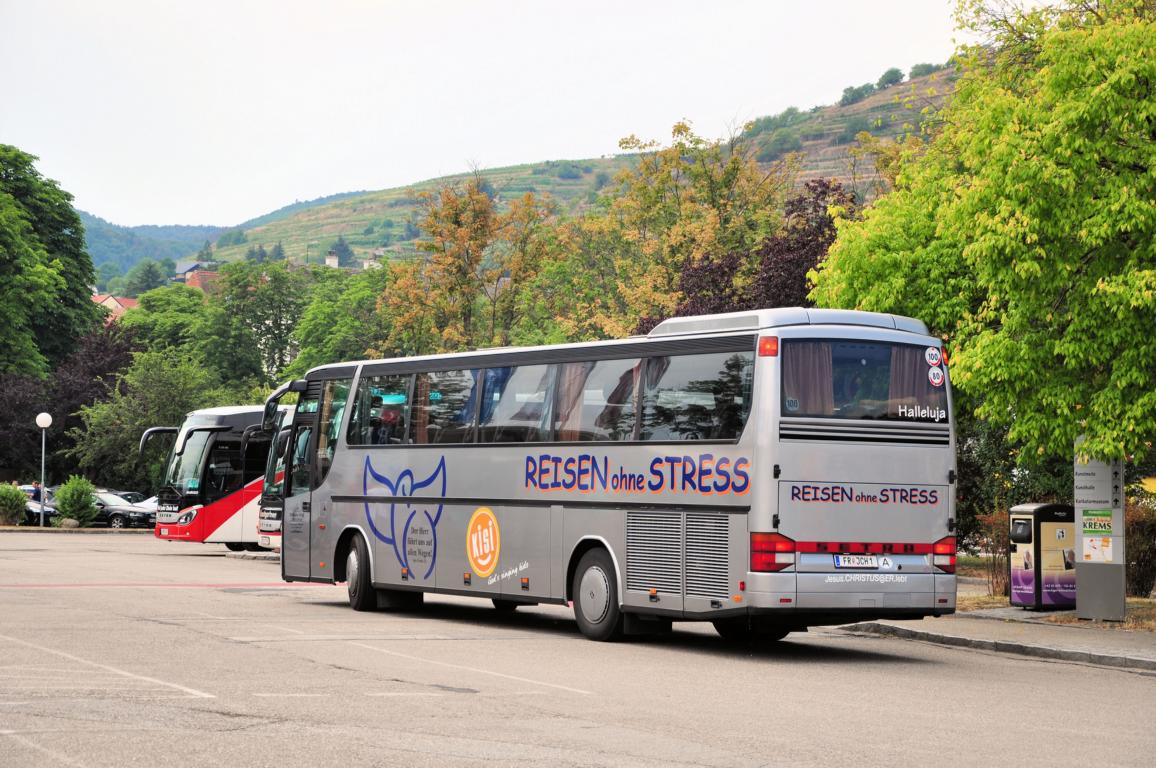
[262,379,308,432]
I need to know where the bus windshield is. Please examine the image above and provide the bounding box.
[166,429,212,492]
[781,339,948,423]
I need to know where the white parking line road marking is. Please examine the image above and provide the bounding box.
[1,732,91,768]
[252,693,328,697]
[0,632,214,700]
[347,642,593,696]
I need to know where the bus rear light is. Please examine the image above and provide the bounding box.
[751,532,795,572]
[758,336,779,357]
[933,536,956,573]
[780,597,793,604]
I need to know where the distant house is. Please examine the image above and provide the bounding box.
[172,260,204,282]
[325,251,340,269]
[185,269,219,293]
[92,294,139,324]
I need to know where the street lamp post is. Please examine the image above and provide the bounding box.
[35,412,52,527]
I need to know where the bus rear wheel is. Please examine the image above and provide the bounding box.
[346,535,376,612]
[572,548,623,641]
[225,542,245,552]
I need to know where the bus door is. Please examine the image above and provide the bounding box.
[282,395,320,581]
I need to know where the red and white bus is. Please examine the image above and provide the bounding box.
[141,406,278,551]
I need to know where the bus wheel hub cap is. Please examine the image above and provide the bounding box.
[579,567,609,624]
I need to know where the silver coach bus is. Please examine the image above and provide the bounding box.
[267,308,957,641]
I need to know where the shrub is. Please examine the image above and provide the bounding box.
[877,67,904,88]
[836,116,874,145]
[1125,494,1156,597]
[0,484,25,525]
[756,130,803,162]
[839,83,876,106]
[909,62,940,79]
[55,476,98,527]
[975,509,1010,597]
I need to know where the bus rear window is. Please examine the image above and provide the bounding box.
[781,340,948,423]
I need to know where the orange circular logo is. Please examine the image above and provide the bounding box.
[466,507,500,578]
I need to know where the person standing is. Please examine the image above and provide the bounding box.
[30,481,41,502]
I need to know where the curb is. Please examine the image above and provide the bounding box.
[0,526,153,534]
[844,621,1156,672]
[224,552,280,561]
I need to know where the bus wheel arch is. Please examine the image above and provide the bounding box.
[568,540,624,642]
[333,527,370,584]
[565,537,622,605]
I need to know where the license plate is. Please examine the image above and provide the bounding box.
[834,554,878,569]
[260,536,270,547]
[160,528,168,536]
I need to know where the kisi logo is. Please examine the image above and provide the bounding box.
[467,507,500,578]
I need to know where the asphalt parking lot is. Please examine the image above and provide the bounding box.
[0,532,1153,767]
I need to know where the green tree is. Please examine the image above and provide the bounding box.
[909,62,941,78]
[124,259,168,296]
[0,187,62,375]
[67,351,248,490]
[0,145,101,371]
[96,262,121,291]
[119,284,210,351]
[269,241,285,261]
[329,235,355,267]
[287,267,393,375]
[813,0,1156,464]
[215,261,310,380]
[877,67,904,88]
[197,240,213,261]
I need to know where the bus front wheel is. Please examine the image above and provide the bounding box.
[346,535,376,612]
[572,548,624,641]
[225,542,245,552]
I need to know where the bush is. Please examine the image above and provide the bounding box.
[835,116,874,145]
[839,83,876,106]
[975,509,1010,597]
[55,476,98,527]
[909,62,940,79]
[0,484,25,525]
[877,67,904,88]
[1126,494,1156,597]
[756,130,803,162]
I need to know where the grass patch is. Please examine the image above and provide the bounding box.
[1043,598,1156,632]
[956,594,1010,611]
[956,554,990,579]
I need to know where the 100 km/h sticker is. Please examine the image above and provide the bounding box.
[467,507,500,578]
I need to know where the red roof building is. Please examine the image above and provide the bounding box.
[92,294,139,324]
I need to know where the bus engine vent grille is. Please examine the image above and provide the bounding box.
[626,511,682,594]
[685,513,730,599]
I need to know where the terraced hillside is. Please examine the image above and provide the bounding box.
[209,69,956,266]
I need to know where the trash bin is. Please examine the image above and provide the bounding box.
[1009,503,1076,610]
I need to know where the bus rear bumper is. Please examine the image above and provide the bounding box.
[741,572,956,617]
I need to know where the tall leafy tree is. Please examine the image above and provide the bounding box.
[0,145,100,371]
[215,261,310,380]
[124,259,168,296]
[288,267,392,375]
[813,0,1156,463]
[67,351,248,490]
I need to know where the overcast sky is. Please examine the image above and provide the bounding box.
[1,1,958,227]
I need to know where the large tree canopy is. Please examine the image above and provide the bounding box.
[812,0,1156,463]
[0,145,100,375]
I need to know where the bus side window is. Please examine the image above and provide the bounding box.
[315,379,351,486]
[409,369,480,444]
[641,351,754,441]
[478,365,551,443]
[287,426,313,498]
[204,438,244,502]
[554,359,639,442]
[347,373,411,446]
